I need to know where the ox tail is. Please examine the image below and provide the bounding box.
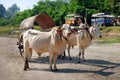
[19,33,24,43]
[17,33,24,57]
[72,45,74,48]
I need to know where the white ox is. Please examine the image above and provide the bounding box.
[67,23,102,62]
[17,29,41,58]
[23,24,72,71]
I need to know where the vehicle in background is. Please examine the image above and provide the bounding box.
[116,16,120,26]
[91,13,115,26]
[65,14,82,26]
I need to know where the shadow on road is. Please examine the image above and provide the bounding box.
[28,57,120,76]
[57,59,120,76]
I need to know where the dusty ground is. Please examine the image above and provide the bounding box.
[0,37,120,80]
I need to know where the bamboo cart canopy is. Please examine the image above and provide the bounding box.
[19,14,55,30]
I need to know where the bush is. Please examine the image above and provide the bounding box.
[0,18,11,26]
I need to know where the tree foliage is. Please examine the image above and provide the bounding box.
[1,0,120,26]
[0,4,6,18]
[0,4,20,26]
[6,4,20,18]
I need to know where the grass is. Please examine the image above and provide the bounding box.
[99,26,120,43]
[0,26,12,34]
[0,25,42,38]
[0,26,17,36]
[100,37,120,43]
[100,26,120,33]
[0,25,120,43]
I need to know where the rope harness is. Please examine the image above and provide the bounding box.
[78,27,93,40]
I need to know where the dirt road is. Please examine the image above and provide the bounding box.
[0,37,120,80]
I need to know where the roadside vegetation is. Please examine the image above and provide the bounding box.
[100,26,120,43]
[0,0,120,26]
[0,0,120,43]
[0,25,120,43]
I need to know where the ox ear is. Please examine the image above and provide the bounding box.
[56,28,63,34]
[71,29,76,34]
[71,28,78,34]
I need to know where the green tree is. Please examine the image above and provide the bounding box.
[12,0,120,26]
[6,4,20,18]
[0,4,6,18]
[114,0,120,15]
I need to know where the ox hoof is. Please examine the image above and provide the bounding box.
[49,67,53,71]
[69,57,72,60]
[77,60,81,63]
[61,57,66,60]
[49,69,53,71]
[54,68,59,71]
[83,60,87,62]
[23,68,27,71]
